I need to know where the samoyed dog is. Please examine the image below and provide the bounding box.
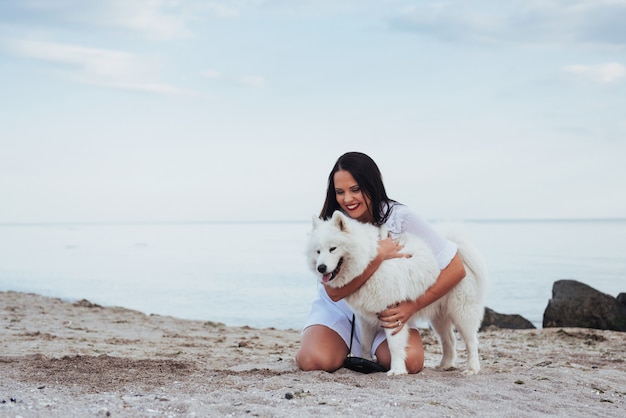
[307,211,486,376]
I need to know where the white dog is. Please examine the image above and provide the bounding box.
[307,211,486,376]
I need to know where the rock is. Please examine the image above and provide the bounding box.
[73,299,102,308]
[617,293,626,306]
[543,280,626,332]
[480,307,535,331]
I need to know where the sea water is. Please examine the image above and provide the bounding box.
[0,220,624,330]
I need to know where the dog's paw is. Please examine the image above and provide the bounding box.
[462,367,480,376]
[436,365,457,372]
[386,368,408,377]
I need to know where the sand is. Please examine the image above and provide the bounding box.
[1,291,625,417]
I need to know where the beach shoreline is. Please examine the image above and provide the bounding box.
[1,291,625,417]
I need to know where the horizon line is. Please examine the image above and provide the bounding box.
[0,217,625,227]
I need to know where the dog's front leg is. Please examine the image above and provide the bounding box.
[384,326,409,376]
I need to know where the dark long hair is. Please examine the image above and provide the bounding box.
[319,152,395,225]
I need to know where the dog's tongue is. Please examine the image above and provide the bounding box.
[322,273,332,283]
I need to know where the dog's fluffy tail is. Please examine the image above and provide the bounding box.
[445,231,488,305]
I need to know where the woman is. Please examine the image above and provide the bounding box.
[295,152,467,373]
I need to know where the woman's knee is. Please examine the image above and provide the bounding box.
[375,329,425,374]
[296,348,344,372]
[405,330,425,373]
[295,325,348,372]
[405,349,425,374]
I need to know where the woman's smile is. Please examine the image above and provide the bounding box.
[333,170,373,223]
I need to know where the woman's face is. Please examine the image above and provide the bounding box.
[333,169,373,223]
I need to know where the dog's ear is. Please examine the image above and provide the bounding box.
[312,215,322,228]
[331,210,350,232]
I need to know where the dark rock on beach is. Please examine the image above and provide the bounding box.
[543,280,626,332]
[480,307,535,331]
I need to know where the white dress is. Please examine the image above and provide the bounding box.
[302,203,458,357]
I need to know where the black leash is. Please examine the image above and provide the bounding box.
[347,314,356,357]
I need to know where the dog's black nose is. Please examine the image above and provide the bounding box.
[317,264,327,273]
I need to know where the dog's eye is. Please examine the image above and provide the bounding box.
[329,247,336,252]
[316,250,320,254]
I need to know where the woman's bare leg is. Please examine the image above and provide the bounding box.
[374,328,425,374]
[296,325,349,372]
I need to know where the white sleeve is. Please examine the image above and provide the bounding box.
[390,205,457,270]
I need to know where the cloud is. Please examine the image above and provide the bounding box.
[204,1,241,18]
[0,0,215,40]
[389,0,626,46]
[563,62,626,83]
[89,0,241,39]
[203,69,221,78]
[202,70,267,88]
[6,39,192,95]
[105,0,192,40]
[241,75,267,89]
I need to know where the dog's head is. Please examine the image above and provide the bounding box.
[306,211,359,287]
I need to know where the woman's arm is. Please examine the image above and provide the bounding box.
[378,252,466,333]
[324,237,408,302]
[413,252,466,311]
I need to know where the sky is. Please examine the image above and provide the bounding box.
[1,0,625,223]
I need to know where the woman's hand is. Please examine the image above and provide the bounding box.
[377,253,467,335]
[378,300,418,335]
[377,236,411,261]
